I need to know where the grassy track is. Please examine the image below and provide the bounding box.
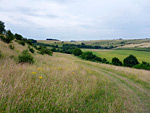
[83,49,150,63]
[0,41,150,112]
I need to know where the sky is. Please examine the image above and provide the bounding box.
[0,0,150,41]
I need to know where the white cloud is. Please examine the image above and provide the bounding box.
[0,0,150,40]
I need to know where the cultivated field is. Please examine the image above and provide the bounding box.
[118,42,150,48]
[0,40,150,112]
[83,49,150,63]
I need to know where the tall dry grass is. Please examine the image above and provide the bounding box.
[0,40,149,112]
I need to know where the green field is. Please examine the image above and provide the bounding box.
[83,49,150,63]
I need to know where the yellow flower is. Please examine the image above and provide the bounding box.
[72,72,75,74]
[32,72,36,74]
[38,77,43,79]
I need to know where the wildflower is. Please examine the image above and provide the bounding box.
[72,72,75,74]
[38,77,43,79]
[32,72,36,74]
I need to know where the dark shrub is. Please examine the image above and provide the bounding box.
[15,33,23,40]
[29,47,34,53]
[25,39,33,46]
[0,35,6,41]
[123,55,139,67]
[9,44,15,50]
[38,47,53,56]
[0,50,2,58]
[51,47,57,52]
[18,40,25,46]
[102,58,107,63]
[112,57,122,66]
[105,61,110,64]
[81,51,96,60]
[81,51,103,62]
[73,48,82,56]
[94,56,102,62]
[18,50,34,64]
[133,61,150,70]
[5,30,14,43]
[0,30,14,43]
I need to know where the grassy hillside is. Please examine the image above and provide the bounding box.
[38,39,150,48]
[83,49,150,63]
[0,40,150,112]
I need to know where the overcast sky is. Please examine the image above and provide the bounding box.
[0,0,150,40]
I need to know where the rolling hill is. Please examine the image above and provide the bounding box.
[0,40,150,112]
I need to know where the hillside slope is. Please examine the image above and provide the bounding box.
[0,40,150,112]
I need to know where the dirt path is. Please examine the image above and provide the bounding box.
[78,61,150,113]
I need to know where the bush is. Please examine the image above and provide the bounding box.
[18,40,25,46]
[51,47,57,52]
[29,48,34,53]
[14,33,23,40]
[123,55,139,67]
[102,58,107,63]
[5,30,14,43]
[38,47,53,56]
[73,48,82,56]
[0,35,6,41]
[112,57,122,66]
[0,33,14,43]
[25,39,33,46]
[133,61,150,70]
[94,56,102,62]
[18,50,34,64]
[81,51,96,61]
[28,46,34,53]
[9,44,15,50]
[0,50,2,58]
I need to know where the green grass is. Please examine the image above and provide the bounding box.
[1,40,150,112]
[83,50,150,63]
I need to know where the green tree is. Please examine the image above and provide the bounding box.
[81,51,95,60]
[112,57,122,66]
[123,55,139,67]
[1,30,14,43]
[73,48,82,56]
[0,21,5,34]
[102,58,107,63]
[15,33,23,40]
[6,30,14,43]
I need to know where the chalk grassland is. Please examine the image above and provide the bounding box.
[118,42,150,48]
[0,41,150,112]
[83,49,150,63]
[38,39,150,47]
[76,39,150,47]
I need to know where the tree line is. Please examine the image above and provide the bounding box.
[71,48,150,70]
[1,20,150,70]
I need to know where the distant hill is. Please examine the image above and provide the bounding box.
[46,38,60,41]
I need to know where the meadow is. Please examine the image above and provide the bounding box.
[83,49,150,63]
[0,40,150,112]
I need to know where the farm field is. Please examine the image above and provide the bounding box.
[83,49,150,63]
[0,40,150,112]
